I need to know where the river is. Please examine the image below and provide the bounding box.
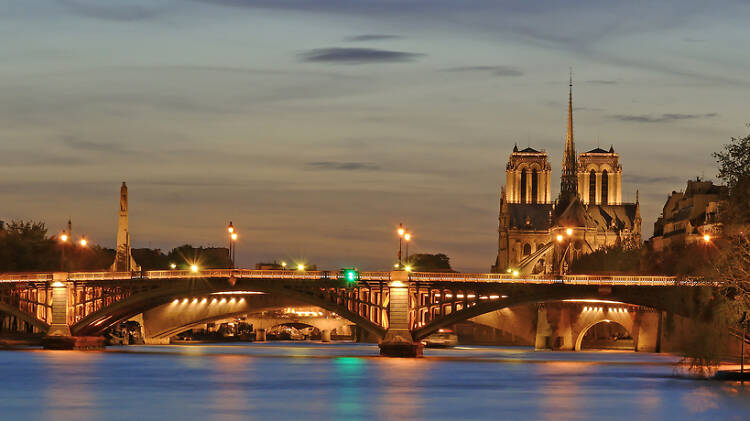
[0,343,747,420]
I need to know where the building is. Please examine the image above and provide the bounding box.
[492,76,641,274]
[650,178,726,252]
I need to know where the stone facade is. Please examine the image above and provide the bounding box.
[492,80,641,273]
[650,178,726,252]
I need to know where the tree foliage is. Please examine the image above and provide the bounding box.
[713,127,750,224]
[569,245,641,274]
[407,253,453,272]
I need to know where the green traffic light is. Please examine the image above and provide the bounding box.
[341,268,359,283]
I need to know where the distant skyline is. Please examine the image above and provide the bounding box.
[2,0,749,271]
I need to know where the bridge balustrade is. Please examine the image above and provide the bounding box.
[0,273,53,283]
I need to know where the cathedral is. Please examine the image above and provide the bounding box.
[491,77,641,274]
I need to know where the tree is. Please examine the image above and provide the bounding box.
[0,220,59,271]
[407,253,453,272]
[713,127,750,224]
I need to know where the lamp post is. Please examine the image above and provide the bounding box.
[59,231,69,271]
[556,228,574,276]
[397,223,405,268]
[227,221,236,268]
[230,232,238,267]
[404,232,412,264]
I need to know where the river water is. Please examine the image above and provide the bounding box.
[0,343,747,420]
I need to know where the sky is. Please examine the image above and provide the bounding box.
[1,0,749,272]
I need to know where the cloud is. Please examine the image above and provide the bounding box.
[299,48,423,64]
[610,113,717,123]
[585,79,618,85]
[442,65,523,77]
[345,34,404,42]
[683,37,706,43]
[58,0,174,21]
[623,174,685,185]
[306,161,380,171]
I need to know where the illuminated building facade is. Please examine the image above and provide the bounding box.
[493,77,641,273]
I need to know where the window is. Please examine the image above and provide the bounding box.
[531,169,538,204]
[520,170,527,203]
[601,170,609,204]
[523,243,532,256]
[589,170,596,204]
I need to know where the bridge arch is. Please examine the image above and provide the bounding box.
[411,285,709,340]
[0,302,50,333]
[574,319,632,351]
[70,280,386,340]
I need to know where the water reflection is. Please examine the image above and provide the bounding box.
[0,344,748,421]
[376,359,425,420]
[41,351,102,420]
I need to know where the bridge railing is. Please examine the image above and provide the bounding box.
[0,269,717,287]
[0,272,54,283]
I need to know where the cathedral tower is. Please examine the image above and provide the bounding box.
[505,145,552,204]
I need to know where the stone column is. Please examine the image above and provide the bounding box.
[46,273,71,337]
[43,273,105,350]
[534,305,552,350]
[379,271,422,357]
[321,329,331,342]
[506,170,514,202]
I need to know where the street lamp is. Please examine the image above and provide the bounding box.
[59,231,69,271]
[281,261,287,269]
[191,264,199,273]
[404,232,412,263]
[297,263,305,271]
[170,263,177,270]
[227,222,238,268]
[79,237,88,247]
[397,223,405,268]
[703,233,711,243]
[230,232,238,268]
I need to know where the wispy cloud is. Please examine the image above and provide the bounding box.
[585,79,618,85]
[299,48,423,64]
[307,161,380,171]
[58,0,173,21]
[623,174,685,185]
[610,113,717,123]
[442,65,523,77]
[345,34,404,42]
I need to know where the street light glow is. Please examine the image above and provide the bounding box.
[227,221,234,234]
[566,228,573,236]
[170,263,177,269]
[703,234,711,243]
[60,234,68,242]
[556,234,564,242]
[397,226,405,237]
[231,233,238,241]
[79,238,87,247]
[404,233,411,241]
[297,264,305,271]
[190,264,199,273]
[404,265,412,272]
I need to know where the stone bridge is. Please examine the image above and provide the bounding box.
[0,269,717,356]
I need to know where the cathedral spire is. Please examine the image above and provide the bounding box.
[560,69,578,203]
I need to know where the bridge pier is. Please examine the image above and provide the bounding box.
[379,271,423,357]
[42,274,104,350]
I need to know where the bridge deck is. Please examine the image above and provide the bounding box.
[0,269,714,286]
